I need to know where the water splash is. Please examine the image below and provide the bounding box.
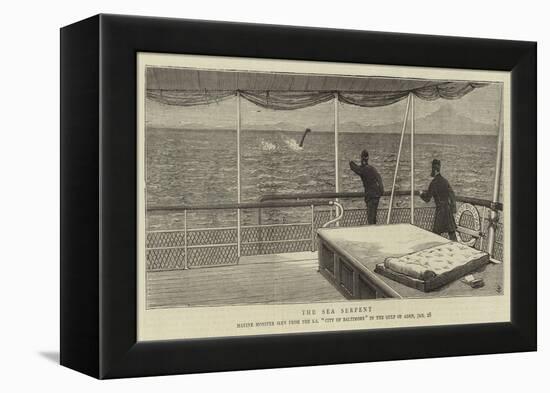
[260,140,277,152]
[260,136,304,152]
[282,137,303,151]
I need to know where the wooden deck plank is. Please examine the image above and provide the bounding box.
[147,266,320,289]
[146,262,317,283]
[239,251,318,265]
[146,252,344,308]
[147,286,342,305]
[147,277,339,305]
[147,258,317,279]
[148,281,341,298]
[147,284,342,302]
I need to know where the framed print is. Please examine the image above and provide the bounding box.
[61,14,536,379]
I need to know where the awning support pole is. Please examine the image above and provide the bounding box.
[183,209,188,269]
[410,94,415,225]
[236,91,241,258]
[334,92,340,226]
[387,94,411,224]
[334,92,340,196]
[310,204,315,252]
[487,87,504,258]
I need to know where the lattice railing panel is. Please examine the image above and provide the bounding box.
[414,208,436,231]
[242,240,311,256]
[493,240,503,261]
[146,248,185,270]
[187,246,238,267]
[341,209,369,226]
[388,208,411,224]
[147,231,186,248]
[495,219,504,243]
[478,216,490,253]
[313,210,333,228]
[187,228,236,246]
[312,209,333,251]
[242,224,310,243]
[493,211,504,260]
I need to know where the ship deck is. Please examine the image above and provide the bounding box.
[146,251,345,309]
[147,246,503,309]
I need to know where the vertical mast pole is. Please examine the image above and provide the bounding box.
[334,92,340,196]
[410,94,415,224]
[334,92,340,227]
[487,87,504,258]
[387,94,411,224]
[236,91,241,258]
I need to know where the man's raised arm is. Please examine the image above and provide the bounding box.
[349,161,362,175]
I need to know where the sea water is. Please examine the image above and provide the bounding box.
[146,128,498,230]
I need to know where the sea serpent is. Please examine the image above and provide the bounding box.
[299,128,312,147]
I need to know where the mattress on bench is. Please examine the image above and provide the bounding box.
[375,242,490,292]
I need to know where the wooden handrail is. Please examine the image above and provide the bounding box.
[147,191,503,212]
[259,191,503,211]
[147,200,335,212]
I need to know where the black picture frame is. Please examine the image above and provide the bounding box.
[60,14,536,379]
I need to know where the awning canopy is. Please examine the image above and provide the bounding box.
[147,67,487,110]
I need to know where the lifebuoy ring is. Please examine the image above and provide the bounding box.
[454,203,481,247]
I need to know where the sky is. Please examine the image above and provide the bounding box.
[146,82,502,134]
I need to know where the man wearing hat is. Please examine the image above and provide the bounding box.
[350,150,384,224]
[420,159,458,241]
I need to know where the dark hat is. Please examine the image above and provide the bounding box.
[361,150,369,159]
[432,159,441,169]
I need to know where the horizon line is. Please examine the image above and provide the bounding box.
[146,126,498,136]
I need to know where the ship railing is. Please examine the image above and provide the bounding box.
[146,192,503,271]
[146,200,340,271]
[260,191,503,261]
[261,191,503,262]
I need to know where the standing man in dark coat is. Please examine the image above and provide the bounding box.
[350,150,384,224]
[420,159,458,241]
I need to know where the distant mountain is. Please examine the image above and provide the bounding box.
[268,105,496,135]
[413,104,497,135]
[261,121,303,131]
[365,104,497,135]
[310,121,371,133]
[339,121,366,132]
[162,104,497,135]
[177,122,228,129]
